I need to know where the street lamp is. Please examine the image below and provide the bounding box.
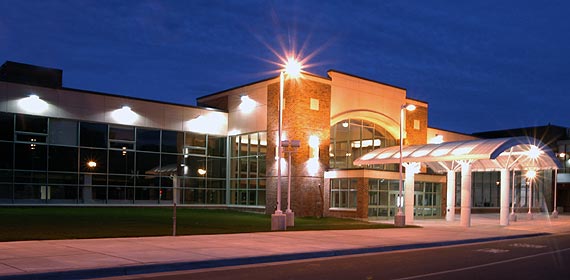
[272,57,302,231]
[395,103,416,227]
[526,169,536,220]
[282,139,300,227]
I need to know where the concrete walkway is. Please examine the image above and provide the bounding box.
[1,213,570,279]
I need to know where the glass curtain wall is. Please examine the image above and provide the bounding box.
[0,112,228,205]
[229,132,267,206]
[329,119,397,169]
[454,171,549,209]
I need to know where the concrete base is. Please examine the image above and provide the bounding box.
[509,212,517,222]
[552,210,559,219]
[286,210,295,227]
[271,213,287,231]
[394,212,406,227]
[527,212,534,220]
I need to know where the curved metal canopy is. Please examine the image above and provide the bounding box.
[353,137,562,173]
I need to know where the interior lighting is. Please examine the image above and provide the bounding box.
[18,94,48,113]
[111,106,138,124]
[87,161,97,168]
[238,95,256,113]
[527,145,541,159]
[197,168,207,176]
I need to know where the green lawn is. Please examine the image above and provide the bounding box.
[0,207,406,242]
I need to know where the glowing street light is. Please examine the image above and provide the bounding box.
[526,169,536,220]
[272,57,303,231]
[395,103,416,227]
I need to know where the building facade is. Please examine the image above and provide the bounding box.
[0,61,564,220]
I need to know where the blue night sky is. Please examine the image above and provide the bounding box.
[1,0,568,134]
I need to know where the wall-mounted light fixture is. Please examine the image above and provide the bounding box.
[429,134,444,144]
[309,135,319,159]
[238,95,256,113]
[111,105,138,124]
[18,94,48,113]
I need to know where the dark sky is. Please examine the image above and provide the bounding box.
[1,0,568,134]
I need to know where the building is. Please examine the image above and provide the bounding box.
[473,125,570,212]
[0,61,563,223]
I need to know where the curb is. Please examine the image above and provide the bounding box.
[0,233,549,280]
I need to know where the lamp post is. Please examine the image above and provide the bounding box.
[271,58,302,231]
[526,169,536,220]
[395,103,416,227]
[282,139,300,227]
[509,170,517,222]
[553,168,559,218]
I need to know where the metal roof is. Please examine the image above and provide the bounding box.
[353,137,562,173]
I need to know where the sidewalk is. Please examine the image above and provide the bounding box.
[1,213,569,279]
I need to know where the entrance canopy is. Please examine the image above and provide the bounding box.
[354,137,562,173]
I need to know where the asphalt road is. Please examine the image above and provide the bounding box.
[107,234,570,280]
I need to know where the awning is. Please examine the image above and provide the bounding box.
[353,136,562,173]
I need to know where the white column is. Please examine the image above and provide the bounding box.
[460,161,472,227]
[446,171,456,222]
[500,169,510,226]
[404,162,420,225]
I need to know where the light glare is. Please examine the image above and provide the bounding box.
[284,57,302,78]
[111,106,138,124]
[19,95,48,113]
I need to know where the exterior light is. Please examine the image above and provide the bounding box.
[395,103,416,227]
[18,94,48,113]
[527,145,541,159]
[284,57,302,78]
[526,169,536,179]
[429,134,444,144]
[197,168,206,176]
[309,135,319,159]
[558,152,566,158]
[273,56,304,231]
[238,95,256,113]
[111,105,138,124]
[402,104,416,111]
[342,122,349,128]
[87,161,97,168]
[526,169,536,220]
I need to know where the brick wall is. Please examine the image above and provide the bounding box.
[266,78,331,216]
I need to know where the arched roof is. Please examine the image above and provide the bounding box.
[353,137,562,173]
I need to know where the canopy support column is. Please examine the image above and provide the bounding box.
[500,169,510,226]
[460,160,472,227]
[403,162,421,225]
[446,170,456,222]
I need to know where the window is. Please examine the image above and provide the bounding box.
[49,119,77,146]
[136,128,160,152]
[162,130,183,154]
[80,122,108,148]
[330,178,357,209]
[228,131,266,206]
[0,112,14,141]
[330,119,396,169]
[48,146,78,172]
[0,142,13,169]
[16,115,47,133]
[15,143,47,170]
